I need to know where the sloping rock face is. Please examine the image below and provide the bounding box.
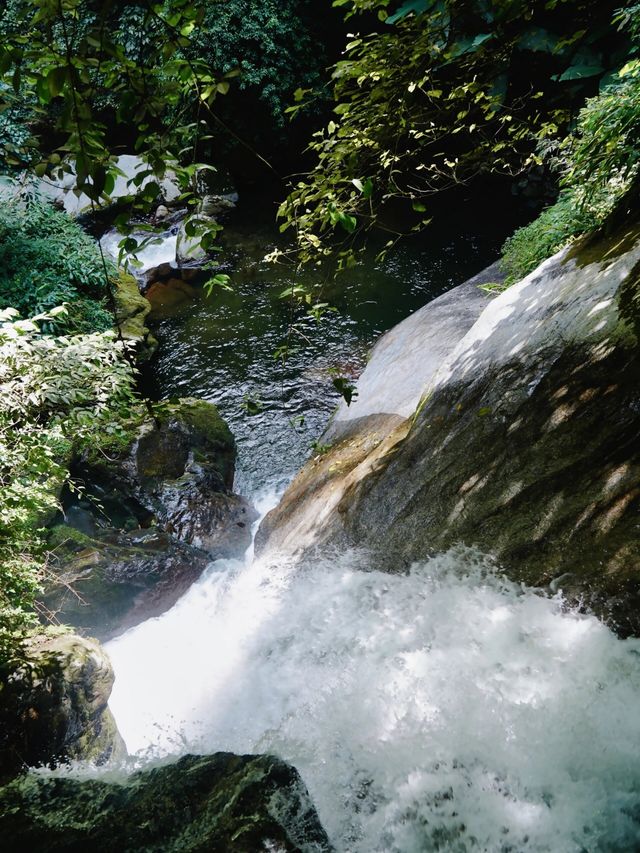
[0,633,124,784]
[0,753,332,853]
[255,263,500,557]
[324,262,500,441]
[258,225,640,634]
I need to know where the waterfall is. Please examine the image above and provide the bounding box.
[106,495,640,852]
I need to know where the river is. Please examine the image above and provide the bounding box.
[104,200,640,852]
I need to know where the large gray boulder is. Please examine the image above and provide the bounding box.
[257,223,640,634]
[256,262,501,557]
[0,632,124,784]
[0,753,331,852]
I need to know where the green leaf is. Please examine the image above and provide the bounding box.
[387,0,432,25]
[557,62,604,81]
[338,213,357,233]
[47,66,67,98]
[517,27,558,53]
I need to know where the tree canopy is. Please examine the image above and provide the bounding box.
[278,0,633,268]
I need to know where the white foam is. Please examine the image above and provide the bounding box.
[100,229,178,272]
[107,545,640,852]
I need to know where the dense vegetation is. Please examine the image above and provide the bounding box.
[278,0,632,269]
[501,5,640,282]
[0,196,113,331]
[0,309,136,661]
[1,0,640,663]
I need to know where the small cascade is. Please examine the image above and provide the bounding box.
[100,227,179,273]
[107,498,640,852]
[104,207,640,852]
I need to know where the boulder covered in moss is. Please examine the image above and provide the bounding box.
[79,398,255,557]
[0,632,124,784]
[44,398,255,639]
[0,753,332,852]
[113,272,158,362]
[42,524,211,641]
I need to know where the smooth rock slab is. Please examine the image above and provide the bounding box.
[257,263,500,557]
[0,753,332,853]
[324,261,500,440]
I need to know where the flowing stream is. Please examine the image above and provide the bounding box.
[105,204,640,851]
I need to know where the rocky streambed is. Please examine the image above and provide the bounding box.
[4,191,640,851]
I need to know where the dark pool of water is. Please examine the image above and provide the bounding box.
[142,198,513,496]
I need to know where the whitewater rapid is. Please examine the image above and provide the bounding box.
[106,492,640,852]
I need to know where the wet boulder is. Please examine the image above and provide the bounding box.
[0,632,124,784]
[78,398,255,556]
[258,224,640,634]
[0,753,332,852]
[42,524,211,641]
[45,399,255,638]
[199,193,236,217]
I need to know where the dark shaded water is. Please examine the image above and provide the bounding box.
[142,199,510,494]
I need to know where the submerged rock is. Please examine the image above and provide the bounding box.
[146,276,197,320]
[0,753,332,852]
[0,632,124,784]
[258,224,640,634]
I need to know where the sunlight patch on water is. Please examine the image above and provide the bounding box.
[107,545,640,852]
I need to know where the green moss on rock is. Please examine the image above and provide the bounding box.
[0,753,332,852]
[160,398,234,448]
[112,273,158,362]
[0,631,124,784]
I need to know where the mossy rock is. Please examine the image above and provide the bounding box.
[112,272,158,362]
[83,398,235,488]
[75,397,254,558]
[0,753,332,853]
[0,631,124,784]
[43,523,212,641]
